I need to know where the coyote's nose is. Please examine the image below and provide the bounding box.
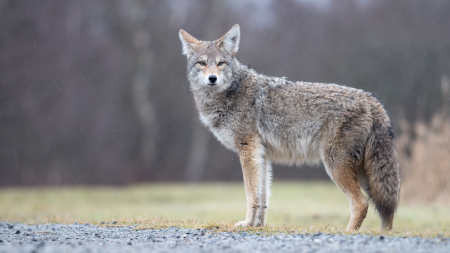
[208,75,217,84]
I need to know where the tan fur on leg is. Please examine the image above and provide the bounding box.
[234,137,265,227]
[335,172,368,231]
[323,159,368,231]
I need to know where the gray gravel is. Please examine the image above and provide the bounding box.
[0,222,448,253]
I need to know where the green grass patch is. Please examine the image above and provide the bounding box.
[0,181,448,237]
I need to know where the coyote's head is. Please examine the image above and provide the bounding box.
[179,24,240,92]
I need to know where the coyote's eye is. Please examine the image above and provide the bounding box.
[218,61,225,66]
[197,61,206,66]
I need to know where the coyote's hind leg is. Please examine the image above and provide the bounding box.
[323,151,368,231]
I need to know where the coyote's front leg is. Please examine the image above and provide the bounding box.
[234,138,266,228]
[254,159,272,227]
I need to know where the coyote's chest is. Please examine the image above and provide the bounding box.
[199,112,237,150]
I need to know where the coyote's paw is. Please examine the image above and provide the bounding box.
[253,220,265,227]
[234,221,251,228]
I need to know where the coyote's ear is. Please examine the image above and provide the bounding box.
[215,24,240,57]
[179,29,201,58]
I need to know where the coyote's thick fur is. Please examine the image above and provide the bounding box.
[179,24,400,231]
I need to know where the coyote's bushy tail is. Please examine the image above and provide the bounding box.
[364,109,401,230]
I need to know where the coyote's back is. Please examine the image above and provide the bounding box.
[179,24,400,231]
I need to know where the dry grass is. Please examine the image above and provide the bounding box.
[0,182,449,237]
[399,112,450,204]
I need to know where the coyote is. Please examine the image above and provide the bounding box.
[179,24,400,231]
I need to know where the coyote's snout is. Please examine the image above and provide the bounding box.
[196,60,222,86]
[179,24,401,231]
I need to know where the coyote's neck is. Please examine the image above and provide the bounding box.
[192,82,238,128]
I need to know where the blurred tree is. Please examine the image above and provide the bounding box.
[0,0,449,186]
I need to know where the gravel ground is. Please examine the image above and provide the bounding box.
[0,222,449,253]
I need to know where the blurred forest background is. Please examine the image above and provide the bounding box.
[0,0,449,203]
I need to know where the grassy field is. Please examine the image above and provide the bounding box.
[0,182,449,237]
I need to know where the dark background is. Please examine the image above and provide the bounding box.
[1,0,449,186]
